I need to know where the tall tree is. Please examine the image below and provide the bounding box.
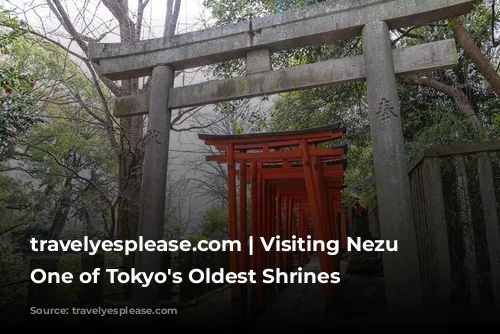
[0,11,39,160]
[7,0,184,242]
[1,31,118,241]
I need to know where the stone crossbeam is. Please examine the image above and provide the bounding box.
[113,39,457,117]
[89,0,473,80]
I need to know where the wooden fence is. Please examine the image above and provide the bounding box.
[0,249,230,323]
[408,140,500,309]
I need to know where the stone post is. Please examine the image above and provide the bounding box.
[132,65,175,306]
[362,21,422,311]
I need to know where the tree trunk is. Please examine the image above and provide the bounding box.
[452,16,500,97]
[400,76,481,127]
[48,176,73,240]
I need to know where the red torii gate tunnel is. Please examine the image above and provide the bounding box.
[198,124,348,316]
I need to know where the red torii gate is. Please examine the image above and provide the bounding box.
[198,124,348,315]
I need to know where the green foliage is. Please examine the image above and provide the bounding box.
[405,110,483,160]
[0,11,120,315]
[198,207,228,240]
[343,143,376,208]
[203,0,270,24]
[0,242,29,310]
[0,12,39,154]
[0,176,48,239]
[188,235,210,243]
[2,28,117,239]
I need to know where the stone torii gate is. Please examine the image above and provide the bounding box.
[89,0,474,310]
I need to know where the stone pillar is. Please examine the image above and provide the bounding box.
[362,21,422,311]
[132,65,175,306]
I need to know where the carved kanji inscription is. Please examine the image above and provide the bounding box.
[145,129,161,145]
[376,98,398,122]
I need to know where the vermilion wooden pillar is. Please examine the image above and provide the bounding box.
[256,163,264,312]
[274,195,283,289]
[269,185,274,269]
[287,197,294,272]
[266,182,272,272]
[299,205,306,266]
[262,180,268,271]
[304,211,310,262]
[261,180,270,303]
[276,192,282,273]
[268,185,273,271]
[300,139,331,292]
[312,155,332,239]
[227,143,239,303]
[283,196,290,273]
[268,184,277,300]
[250,161,258,315]
[329,197,340,270]
[239,160,248,318]
[313,155,338,276]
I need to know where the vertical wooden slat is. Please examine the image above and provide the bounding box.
[421,157,452,308]
[418,164,433,298]
[413,165,428,300]
[410,166,426,293]
[422,163,434,289]
[453,155,480,305]
[477,152,500,305]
